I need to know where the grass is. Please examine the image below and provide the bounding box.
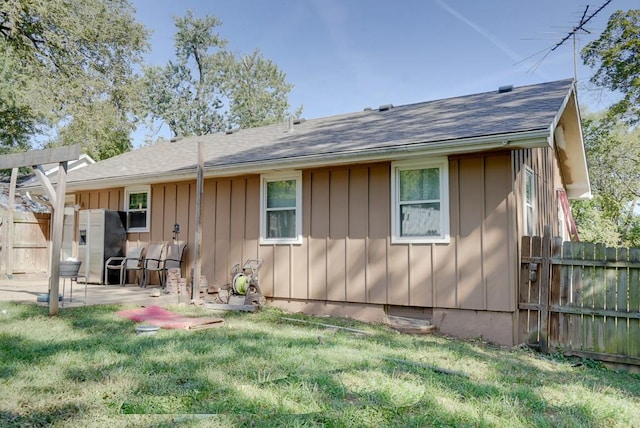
[1,302,640,427]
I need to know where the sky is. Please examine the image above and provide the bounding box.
[130,0,636,146]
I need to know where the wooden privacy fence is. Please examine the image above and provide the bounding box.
[0,211,50,276]
[520,226,640,366]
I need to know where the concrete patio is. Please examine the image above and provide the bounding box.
[0,275,190,308]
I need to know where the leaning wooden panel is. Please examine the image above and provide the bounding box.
[409,244,433,307]
[214,180,231,286]
[368,164,389,304]
[483,153,514,311]
[457,157,485,309]
[309,171,330,301]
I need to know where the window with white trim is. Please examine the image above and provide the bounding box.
[391,158,450,244]
[125,186,150,232]
[260,172,302,244]
[524,167,536,236]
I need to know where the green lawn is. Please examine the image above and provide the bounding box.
[1,302,639,427]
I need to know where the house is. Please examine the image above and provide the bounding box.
[21,78,590,345]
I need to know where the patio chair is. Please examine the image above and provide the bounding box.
[163,242,187,274]
[104,246,145,286]
[157,242,187,289]
[141,242,166,288]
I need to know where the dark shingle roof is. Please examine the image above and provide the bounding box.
[52,78,575,188]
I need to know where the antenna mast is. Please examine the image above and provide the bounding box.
[550,0,612,83]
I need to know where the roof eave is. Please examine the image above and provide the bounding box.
[43,129,550,192]
[552,85,592,201]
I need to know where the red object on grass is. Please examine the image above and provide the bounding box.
[116,305,224,330]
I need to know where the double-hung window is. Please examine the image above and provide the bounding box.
[260,172,302,244]
[125,185,150,232]
[391,158,450,244]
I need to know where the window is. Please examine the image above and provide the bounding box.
[260,172,302,244]
[524,167,536,236]
[391,158,449,244]
[125,186,150,232]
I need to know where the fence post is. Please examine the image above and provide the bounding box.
[538,225,552,353]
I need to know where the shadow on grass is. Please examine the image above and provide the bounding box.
[1,302,639,426]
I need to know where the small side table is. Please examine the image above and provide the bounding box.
[61,274,88,305]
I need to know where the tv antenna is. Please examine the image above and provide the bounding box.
[523,0,612,82]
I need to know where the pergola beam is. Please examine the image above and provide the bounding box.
[0,145,81,169]
[1,145,80,315]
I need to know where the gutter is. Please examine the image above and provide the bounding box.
[25,128,551,193]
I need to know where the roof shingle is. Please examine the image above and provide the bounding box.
[49,78,576,188]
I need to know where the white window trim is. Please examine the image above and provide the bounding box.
[524,166,536,236]
[391,157,450,244]
[260,171,302,245]
[125,185,151,233]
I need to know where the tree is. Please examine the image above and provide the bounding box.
[582,9,640,124]
[0,0,149,159]
[0,44,36,154]
[571,113,640,247]
[576,9,640,247]
[142,12,226,137]
[223,50,301,129]
[142,11,298,138]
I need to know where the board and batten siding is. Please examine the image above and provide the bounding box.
[73,151,516,312]
[512,146,564,239]
[262,152,515,312]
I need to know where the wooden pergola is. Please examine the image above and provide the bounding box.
[0,145,81,315]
